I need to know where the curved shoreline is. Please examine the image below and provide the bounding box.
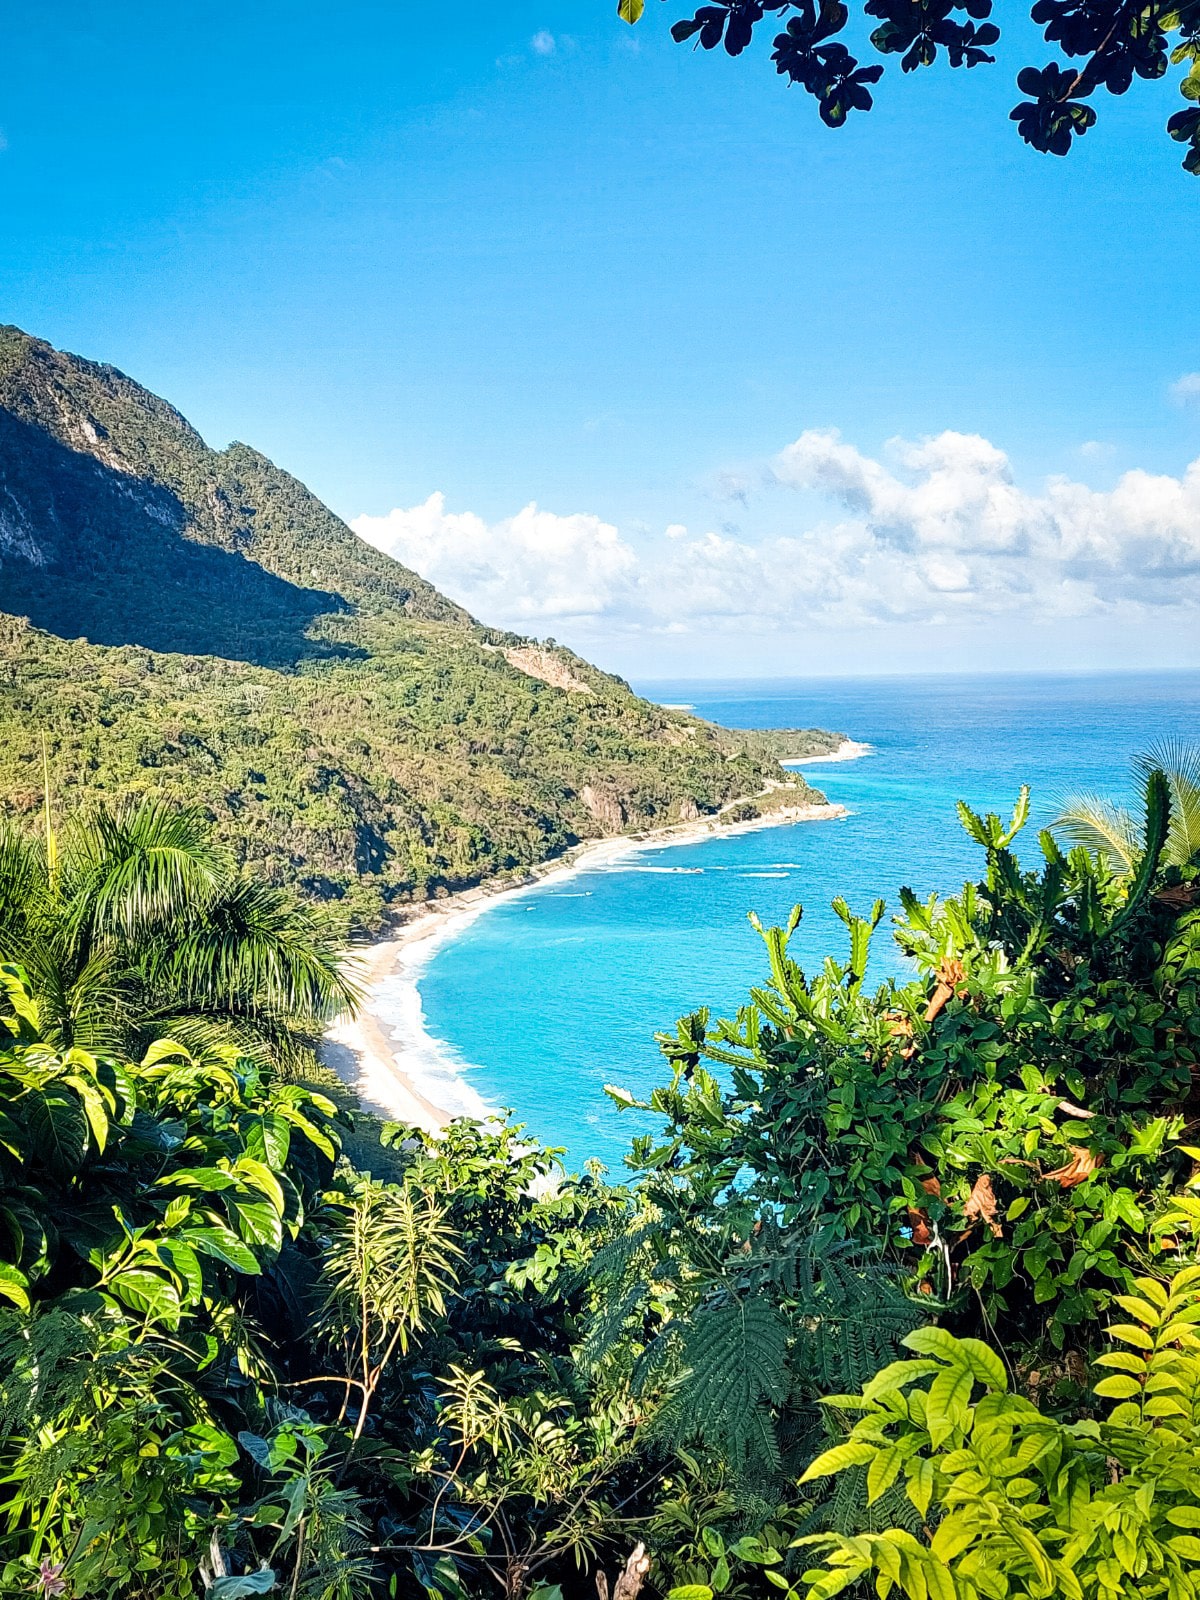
[321,794,855,1131]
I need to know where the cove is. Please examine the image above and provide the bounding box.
[408,671,1200,1171]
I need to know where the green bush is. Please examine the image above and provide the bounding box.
[796,1265,1200,1599]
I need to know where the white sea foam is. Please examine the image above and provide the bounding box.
[618,864,705,875]
[783,738,872,767]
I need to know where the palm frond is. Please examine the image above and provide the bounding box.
[153,877,359,1025]
[0,826,49,955]
[1051,793,1140,873]
[1135,738,1200,866]
[64,799,228,943]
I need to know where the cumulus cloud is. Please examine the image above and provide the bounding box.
[353,493,636,623]
[352,431,1200,641]
[531,29,556,54]
[1172,372,1200,407]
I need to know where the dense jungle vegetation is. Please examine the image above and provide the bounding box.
[2,746,1199,1600]
[0,326,836,933]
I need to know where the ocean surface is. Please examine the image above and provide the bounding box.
[407,672,1200,1171]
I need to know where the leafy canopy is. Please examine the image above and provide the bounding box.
[619,0,1200,173]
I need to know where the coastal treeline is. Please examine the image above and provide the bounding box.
[2,751,1199,1599]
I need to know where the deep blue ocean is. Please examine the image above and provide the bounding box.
[414,672,1200,1171]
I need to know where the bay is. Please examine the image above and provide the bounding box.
[414,671,1200,1171]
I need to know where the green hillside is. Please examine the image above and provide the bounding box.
[0,327,840,931]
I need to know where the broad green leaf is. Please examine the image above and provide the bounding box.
[924,1558,957,1600]
[235,1156,286,1217]
[907,1457,936,1519]
[1093,1351,1146,1376]
[1113,1295,1162,1327]
[158,1239,204,1301]
[229,1196,283,1253]
[275,1104,335,1161]
[931,1511,981,1563]
[604,1083,639,1108]
[184,1224,261,1274]
[1107,1323,1155,1351]
[140,1038,192,1069]
[618,0,645,20]
[902,1326,969,1368]
[106,1267,182,1324]
[867,1446,903,1504]
[953,1337,1008,1391]
[278,1473,307,1543]
[246,1112,290,1168]
[863,1358,941,1401]
[63,1072,110,1152]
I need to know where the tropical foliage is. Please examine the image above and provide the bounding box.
[797,1267,1200,1600]
[1057,737,1200,873]
[0,796,358,1070]
[2,746,1200,1598]
[619,0,1200,175]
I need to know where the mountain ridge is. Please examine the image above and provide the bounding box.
[0,326,841,930]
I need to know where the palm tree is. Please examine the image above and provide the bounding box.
[1054,738,1200,873]
[0,798,361,1067]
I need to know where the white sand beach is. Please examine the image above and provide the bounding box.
[321,793,851,1129]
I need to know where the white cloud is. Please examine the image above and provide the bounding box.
[1172,373,1200,407]
[531,29,556,54]
[352,431,1200,643]
[353,494,636,623]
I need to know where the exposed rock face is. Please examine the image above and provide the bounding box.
[678,796,701,821]
[502,645,592,694]
[580,785,629,831]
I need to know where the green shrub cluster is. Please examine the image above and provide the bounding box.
[1,760,1199,1599]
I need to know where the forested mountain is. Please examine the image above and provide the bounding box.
[0,327,837,929]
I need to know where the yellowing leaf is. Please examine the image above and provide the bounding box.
[1107,1323,1155,1351]
[931,1511,980,1563]
[1093,1374,1142,1400]
[799,1441,881,1483]
[906,1457,936,1519]
[1113,1295,1163,1327]
[1093,1351,1146,1376]
[867,1446,903,1504]
[926,1366,974,1448]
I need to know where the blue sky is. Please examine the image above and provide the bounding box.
[3,1,1199,676]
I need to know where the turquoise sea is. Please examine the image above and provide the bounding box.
[413,672,1200,1171]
